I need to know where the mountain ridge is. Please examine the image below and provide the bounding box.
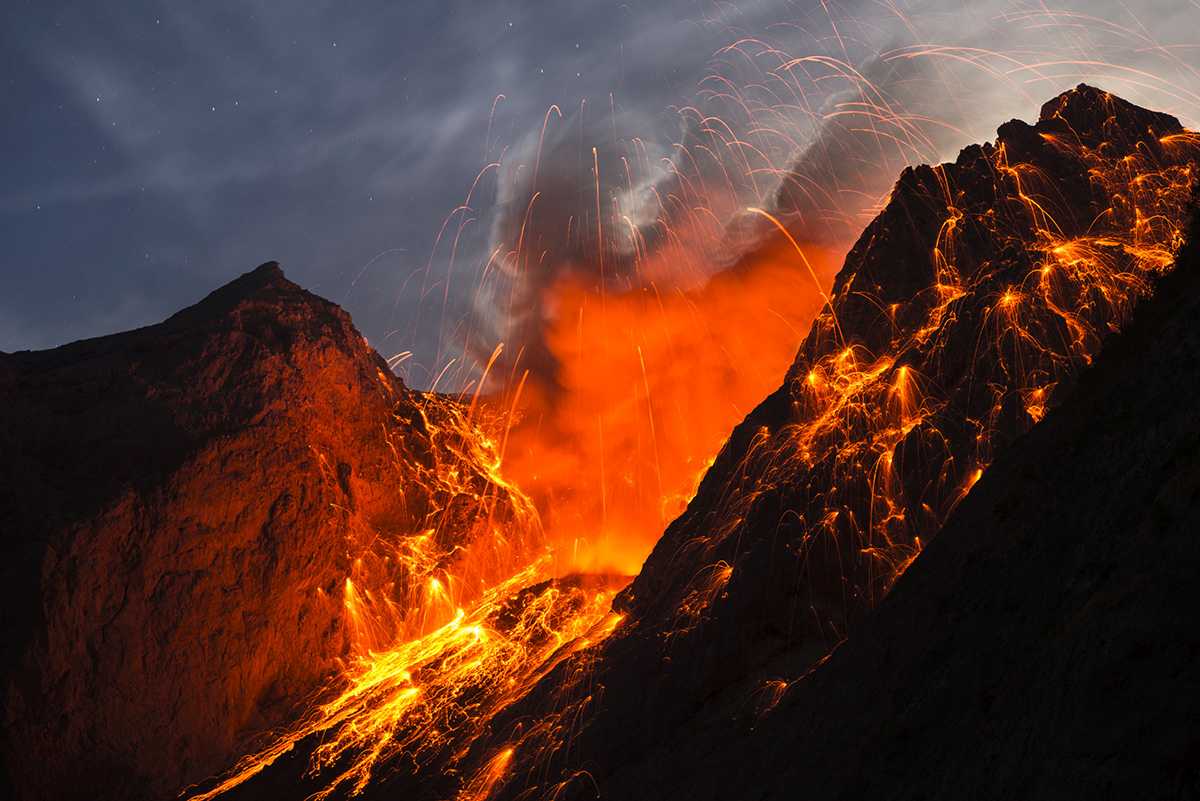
[597,182,1200,800]
[0,261,540,801]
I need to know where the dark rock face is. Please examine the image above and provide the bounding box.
[444,86,1199,801]
[0,263,538,801]
[595,180,1200,801]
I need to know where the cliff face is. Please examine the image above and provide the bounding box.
[437,86,1198,801]
[595,173,1200,801]
[0,263,539,801]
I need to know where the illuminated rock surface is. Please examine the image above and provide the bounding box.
[588,176,1200,801]
[0,263,538,801]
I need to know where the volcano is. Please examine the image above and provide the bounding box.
[2,85,1198,801]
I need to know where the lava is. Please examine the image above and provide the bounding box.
[501,246,845,578]
[666,90,1198,611]
[190,553,627,800]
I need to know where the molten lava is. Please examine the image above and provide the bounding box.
[502,243,846,578]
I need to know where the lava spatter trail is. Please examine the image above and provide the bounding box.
[622,85,1198,628]
[188,563,625,801]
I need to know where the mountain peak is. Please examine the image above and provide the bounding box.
[236,259,288,289]
[1039,82,1115,119]
[1038,82,1184,141]
[200,259,295,302]
[132,261,382,373]
[0,258,539,801]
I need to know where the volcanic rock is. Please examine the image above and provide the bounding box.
[590,165,1200,801]
[0,263,538,801]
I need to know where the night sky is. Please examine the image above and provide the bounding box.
[3,1,1196,385]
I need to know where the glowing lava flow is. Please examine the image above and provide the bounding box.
[331,390,548,654]
[190,560,625,801]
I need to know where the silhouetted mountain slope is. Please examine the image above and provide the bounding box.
[595,183,1200,801]
[0,263,538,801]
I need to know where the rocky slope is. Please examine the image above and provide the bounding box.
[432,85,1199,801]
[0,263,539,801]
[594,169,1200,801]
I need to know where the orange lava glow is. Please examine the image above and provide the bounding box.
[189,550,626,801]
[503,240,846,578]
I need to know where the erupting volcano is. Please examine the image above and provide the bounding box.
[4,7,1200,800]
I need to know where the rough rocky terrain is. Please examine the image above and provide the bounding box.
[0,263,537,801]
[592,169,1200,801]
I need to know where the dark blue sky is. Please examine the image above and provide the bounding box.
[3,1,1194,384]
[3,1,804,369]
